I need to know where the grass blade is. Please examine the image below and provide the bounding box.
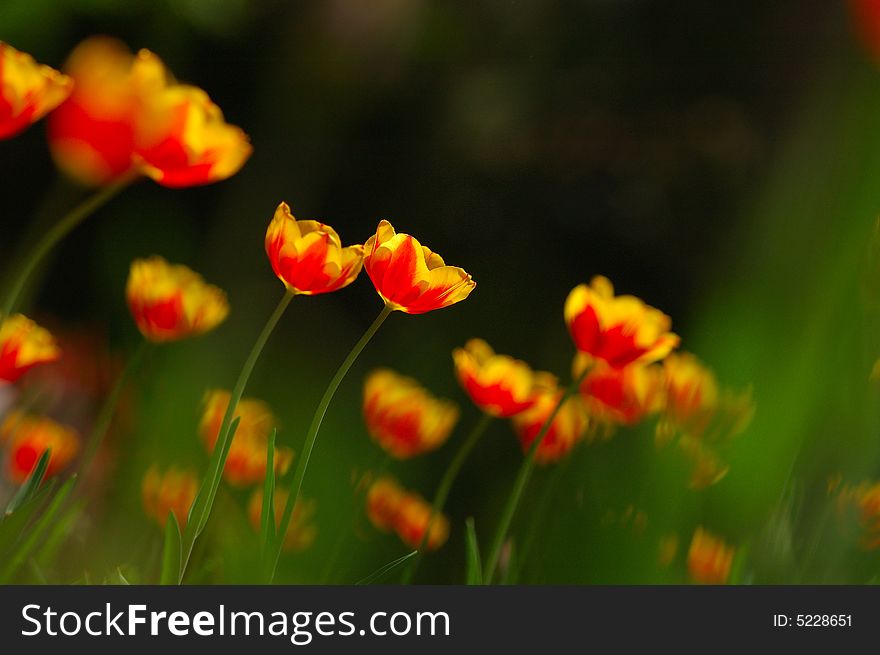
[465,517,483,585]
[179,416,240,583]
[160,513,182,585]
[0,479,58,557]
[260,428,277,553]
[356,550,418,585]
[0,475,76,583]
[5,449,51,515]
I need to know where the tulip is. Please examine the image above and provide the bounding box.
[265,202,364,295]
[0,314,60,383]
[48,36,250,187]
[248,489,316,552]
[199,390,293,487]
[394,493,449,551]
[687,526,734,584]
[574,353,663,426]
[363,368,459,458]
[453,338,541,417]
[364,220,475,314]
[0,42,72,140]
[512,376,588,464]
[126,256,229,342]
[133,51,252,187]
[46,36,142,186]
[564,275,678,369]
[366,476,406,532]
[0,412,79,483]
[142,465,198,529]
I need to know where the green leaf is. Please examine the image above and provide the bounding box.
[185,416,240,541]
[0,474,76,583]
[34,498,85,571]
[179,416,240,583]
[5,449,51,515]
[356,550,418,585]
[160,512,182,585]
[260,428,277,553]
[465,517,483,585]
[0,478,57,558]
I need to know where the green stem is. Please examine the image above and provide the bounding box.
[267,304,394,582]
[78,339,151,477]
[483,368,588,584]
[401,412,494,584]
[179,290,294,582]
[320,452,391,584]
[1,173,138,319]
[513,454,571,582]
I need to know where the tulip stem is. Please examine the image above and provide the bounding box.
[78,339,151,478]
[483,367,589,584]
[267,303,394,583]
[401,412,494,584]
[179,290,294,583]
[1,173,139,319]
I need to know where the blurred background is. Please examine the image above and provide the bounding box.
[1,0,880,584]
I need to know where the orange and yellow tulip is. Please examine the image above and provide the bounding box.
[364,220,475,314]
[363,368,458,458]
[660,352,719,435]
[265,202,364,295]
[199,390,293,487]
[687,526,734,584]
[365,476,447,551]
[132,51,251,188]
[564,275,679,369]
[453,338,541,418]
[394,493,449,551]
[48,36,250,187]
[366,476,407,532]
[512,376,588,463]
[248,489,317,552]
[141,465,198,529]
[0,42,72,140]
[126,256,229,343]
[47,37,142,186]
[0,412,79,483]
[574,354,663,426]
[0,314,60,383]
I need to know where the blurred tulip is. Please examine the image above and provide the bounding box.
[394,492,449,551]
[687,526,734,584]
[366,475,406,531]
[248,489,317,552]
[363,368,458,458]
[0,42,72,140]
[364,220,475,314]
[126,256,229,342]
[48,36,250,187]
[453,338,541,417]
[141,465,198,529]
[199,390,293,487]
[0,411,79,483]
[574,353,663,427]
[265,202,364,295]
[512,375,587,464]
[852,0,880,64]
[0,314,61,383]
[132,51,251,187]
[659,352,719,437]
[365,476,447,550]
[46,37,142,186]
[564,275,678,369]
